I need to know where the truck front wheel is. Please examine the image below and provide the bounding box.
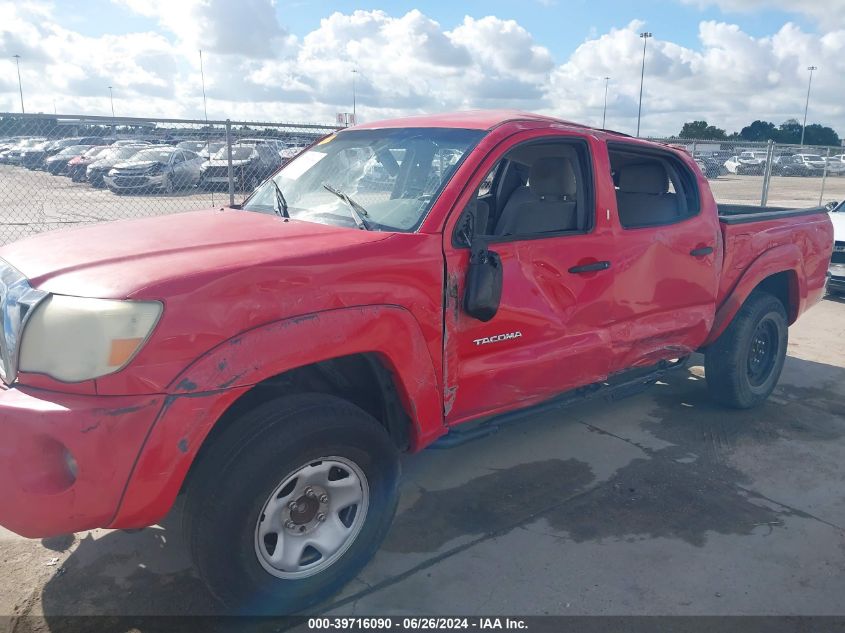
[704,291,788,409]
[182,393,400,613]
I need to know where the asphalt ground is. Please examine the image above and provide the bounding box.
[1,296,844,631]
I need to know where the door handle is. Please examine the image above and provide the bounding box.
[690,246,714,257]
[568,261,611,274]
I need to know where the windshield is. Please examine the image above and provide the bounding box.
[57,145,91,156]
[243,127,483,232]
[176,142,205,152]
[214,146,256,160]
[131,148,176,162]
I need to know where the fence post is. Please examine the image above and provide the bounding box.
[760,139,775,207]
[819,147,831,207]
[225,119,235,207]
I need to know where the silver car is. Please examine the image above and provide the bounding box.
[104,147,204,194]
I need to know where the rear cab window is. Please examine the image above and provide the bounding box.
[608,143,700,229]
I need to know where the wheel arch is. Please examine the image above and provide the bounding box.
[704,245,804,346]
[109,305,444,529]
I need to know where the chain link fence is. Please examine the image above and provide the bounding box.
[649,137,845,209]
[2,114,843,246]
[0,113,339,245]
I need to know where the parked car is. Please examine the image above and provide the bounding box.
[775,154,826,177]
[0,111,833,614]
[19,141,55,170]
[23,137,109,170]
[111,139,152,147]
[86,145,149,187]
[1,137,46,165]
[692,153,721,179]
[200,143,282,191]
[105,147,204,194]
[66,146,112,182]
[43,145,95,175]
[827,200,845,295]
[279,142,309,163]
[825,154,845,175]
[176,140,210,154]
[725,151,767,175]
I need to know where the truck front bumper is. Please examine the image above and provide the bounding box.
[0,385,164,538]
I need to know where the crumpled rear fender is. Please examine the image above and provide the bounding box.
[704,244,803,346]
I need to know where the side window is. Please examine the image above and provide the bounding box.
[172,151,185,164]
[477,163,499,197]
[482,140,592,238]
[609,145,699,229]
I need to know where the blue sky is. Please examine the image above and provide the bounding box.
[53,0,816,58]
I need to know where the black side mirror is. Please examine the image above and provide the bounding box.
[464,238,503,322]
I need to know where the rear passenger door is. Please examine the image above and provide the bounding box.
[442,132,617,426]
[607,143,721,371]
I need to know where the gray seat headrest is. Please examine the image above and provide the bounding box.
[529,157,577,199]
[619,163,669,194]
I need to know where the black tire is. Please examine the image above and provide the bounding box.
[705,291,788,409]
[182,393,400,614]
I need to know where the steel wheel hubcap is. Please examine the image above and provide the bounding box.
[747,317,778,387]
[254,457,369,579]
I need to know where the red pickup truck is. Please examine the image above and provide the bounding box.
[0,111,833,612]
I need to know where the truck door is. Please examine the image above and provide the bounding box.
[442,131,617,426]
[605,143,722,371]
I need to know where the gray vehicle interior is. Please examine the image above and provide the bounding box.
[471,141,591,238]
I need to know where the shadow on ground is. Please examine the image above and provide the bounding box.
[16,353,845,629]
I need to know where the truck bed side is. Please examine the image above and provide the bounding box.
[707,205,833,344]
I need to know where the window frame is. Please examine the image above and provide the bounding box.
[451,136,596,248]
[607,141,701,231]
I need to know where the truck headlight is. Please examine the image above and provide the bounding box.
[19,295,162,382]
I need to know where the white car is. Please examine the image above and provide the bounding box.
[827,201,845,295]
[724,151,767,175]
[825,154,845,175]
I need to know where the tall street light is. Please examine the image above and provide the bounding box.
[199,49,209,123]
[13,54,25,114]
[601,76,610,129]
[352,68,358,124]
[108,86,115,117]
[636,32,652,137]
[800,65,817,147]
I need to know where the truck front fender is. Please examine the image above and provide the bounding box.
[109,305,443,529]
[704,244,804,346]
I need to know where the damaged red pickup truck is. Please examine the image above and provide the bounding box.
[0,111,834,612]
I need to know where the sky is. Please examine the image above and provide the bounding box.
[0,0,842,137]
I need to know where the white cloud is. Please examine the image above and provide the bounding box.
[0,1,843,138]
[680,0,845,30]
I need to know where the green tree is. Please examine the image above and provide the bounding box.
[776,119,803,144]
[795,123,840,146]
[739,120,778,142]
[678,120,727,140]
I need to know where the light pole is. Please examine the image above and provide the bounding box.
[12,54,24,114]
[199,49,209,123]
[601,76,610,129]
[636,32,652,137]
[800,65,817,147]
[352,68,357,125]
[108,86,115,117]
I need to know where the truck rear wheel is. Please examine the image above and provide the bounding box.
[182,393,400,613]
[704,291,788,409]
